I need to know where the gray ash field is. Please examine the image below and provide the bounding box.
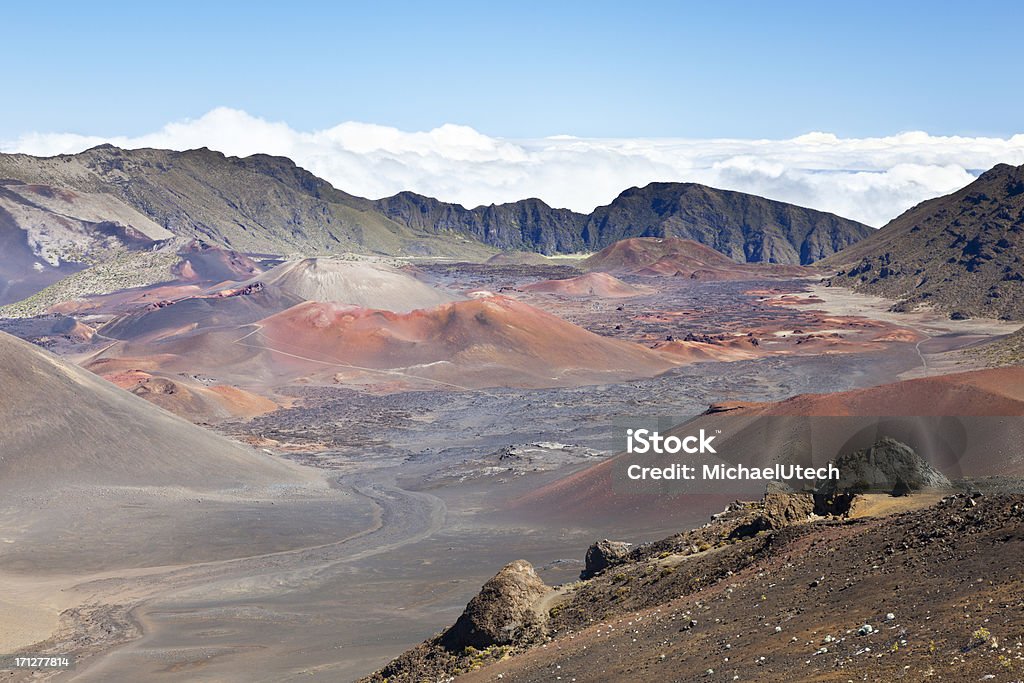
[224,347,917,474]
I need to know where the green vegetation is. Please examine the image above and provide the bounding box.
[969,327,1024,366]
[0,249,179,318]
[970,626,992,648]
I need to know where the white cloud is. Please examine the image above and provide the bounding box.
[4,107,1024,226]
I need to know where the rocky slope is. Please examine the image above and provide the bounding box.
[366,490,1024,682]
[825,163,1024,319]
[972,326,1024,366]
[375,192,586,254]
[582,182,872,263]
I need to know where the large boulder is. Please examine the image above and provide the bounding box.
[440,560,549,651]
[817,437,951,497]
[581,539,632,579]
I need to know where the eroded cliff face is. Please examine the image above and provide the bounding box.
[377,182,872,263]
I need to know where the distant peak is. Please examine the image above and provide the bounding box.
[977,161,1023,181]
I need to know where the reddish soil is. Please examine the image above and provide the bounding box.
[91,365,277,422]
[722,367,1024,417]
[522,273,655,298]
[171,243,262,283]
[511,367,1024,526]
[254,295,679,389]
[582,238,811,280]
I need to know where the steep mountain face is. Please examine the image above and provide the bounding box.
[825,163,1024,319]
[376,183,871,263]
[0,146,493,259]
[0,180,171,304]
[582,183,872,264]
[374,192,586,254]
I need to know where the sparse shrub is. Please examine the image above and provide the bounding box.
[971,627,992,648]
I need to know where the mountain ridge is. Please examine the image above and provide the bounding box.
[0,145,872,268]
[375,181,873,262]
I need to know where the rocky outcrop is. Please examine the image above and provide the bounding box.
[761,481,816,529]
[581,539,633,579]
[439,559,549,651]
[365,560,550,682]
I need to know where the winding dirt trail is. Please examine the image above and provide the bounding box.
[10,472,448,683]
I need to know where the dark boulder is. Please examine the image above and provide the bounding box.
[581,539,632,579]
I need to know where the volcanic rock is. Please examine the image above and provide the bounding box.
[439,560,549,650]
[522,272,654,298]
[581,237,809,279]
[581,539,633,579]
[761,482,816,529]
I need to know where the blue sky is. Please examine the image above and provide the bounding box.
[4,0,1023,139]
[4,2,1023,224]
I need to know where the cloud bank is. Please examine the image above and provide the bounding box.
[5,108,1024,226]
